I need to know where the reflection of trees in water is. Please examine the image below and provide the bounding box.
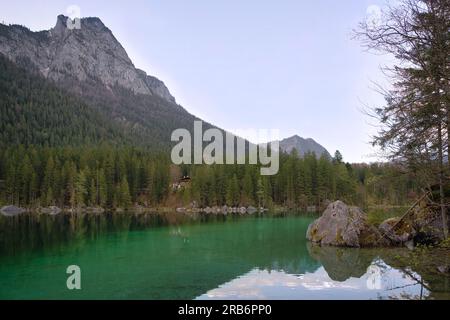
[380,248,450,300]
[306,244,450,299]
[2,213,447,299]
[222,219,321,275]
[0,214,321,276]
[0,212,196,256]
[372,259,429,300]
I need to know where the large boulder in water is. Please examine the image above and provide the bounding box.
[306,201,385,247]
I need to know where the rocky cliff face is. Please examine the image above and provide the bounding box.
[0,15,175,103]
[277,135,331,158]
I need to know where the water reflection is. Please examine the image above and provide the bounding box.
[197,261,428,300]
[0,212,215,257]
[0,213,448,300]
[198,243,447,300]
[307,244,375,282]
[198,246,430,300]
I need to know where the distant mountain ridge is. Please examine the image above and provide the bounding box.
[276,135,331,158]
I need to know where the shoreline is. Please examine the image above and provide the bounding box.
[0,204,311,217]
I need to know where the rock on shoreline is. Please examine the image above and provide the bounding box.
[306,201,386,247]
[38,206,62,215]
[1,205,26,216]
[175,205,265,215]
[378,217,415,244]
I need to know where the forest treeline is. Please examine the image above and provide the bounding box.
[0,145,419,210]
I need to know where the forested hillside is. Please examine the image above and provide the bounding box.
[0,53,209,150]
[0,54,126,147]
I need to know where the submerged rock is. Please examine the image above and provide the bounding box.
[306,201,385,247]
[86,207,105,214]
[39,206,62,215]
[1,205,26,216]
[247,206,257,214]
[221,206,228,215]
[204,207,212,214]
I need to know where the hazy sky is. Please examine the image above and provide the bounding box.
[0,0,394,162]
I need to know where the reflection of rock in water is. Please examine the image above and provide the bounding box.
[379,248,450,299]
[307,243,378,282]
[309,243,450,299]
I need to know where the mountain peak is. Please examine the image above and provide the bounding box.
[56,14,67,23]
[277,135,331,158]
[55,15,106,28]
[54,14,69,34]
[0,15,176,103]
[53,15,113,40]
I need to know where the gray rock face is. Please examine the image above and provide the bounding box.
[137,70,175,103]
[0,15,176,103]
[306,201,384,247]
[275,135,331,158]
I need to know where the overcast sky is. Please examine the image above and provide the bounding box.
[0,0,395,162]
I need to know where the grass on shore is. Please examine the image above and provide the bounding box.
[366,206,410,226]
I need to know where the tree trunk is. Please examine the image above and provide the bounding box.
[447,107,450,172]
[438,123,449,239]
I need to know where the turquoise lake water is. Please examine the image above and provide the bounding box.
[0,212,448,299]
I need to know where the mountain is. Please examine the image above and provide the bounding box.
[0,15,175,103]
[0,15,211,150]
[0,15,332,157]
[0,54,127,147]
[276,135,331,158]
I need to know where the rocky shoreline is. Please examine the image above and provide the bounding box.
[0,204,270,217]
[307,200,447,248]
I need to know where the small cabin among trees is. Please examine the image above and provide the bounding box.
[172,175,191,191]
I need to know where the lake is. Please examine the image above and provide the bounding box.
[0,212,449,300]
